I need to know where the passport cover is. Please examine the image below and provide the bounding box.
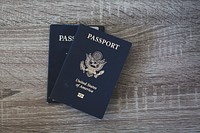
[47,24,104,103]
[50,24,132,118]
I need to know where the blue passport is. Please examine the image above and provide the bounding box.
[47,24,104,103]
[50,24,132,118]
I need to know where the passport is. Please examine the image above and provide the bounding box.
[50,24,132,118]
[47,24,104,103]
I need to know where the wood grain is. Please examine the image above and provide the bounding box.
[0,0,200,132]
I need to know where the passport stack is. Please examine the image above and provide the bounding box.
[48,24,131,119]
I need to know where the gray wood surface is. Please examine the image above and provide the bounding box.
[0,0,200,132]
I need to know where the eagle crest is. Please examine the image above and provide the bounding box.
[80,51,107,78]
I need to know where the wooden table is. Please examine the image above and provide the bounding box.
[0,0,200,132]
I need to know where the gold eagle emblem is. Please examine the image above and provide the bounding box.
[80,51,107,78]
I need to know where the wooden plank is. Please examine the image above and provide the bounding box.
[0,0,200,132]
